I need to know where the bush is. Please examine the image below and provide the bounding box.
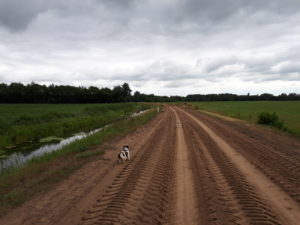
[257,112,285,130]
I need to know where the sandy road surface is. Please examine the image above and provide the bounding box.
[1,106,299,225]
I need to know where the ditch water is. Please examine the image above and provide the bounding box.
[0,128,103,174]
[0,109,148,174]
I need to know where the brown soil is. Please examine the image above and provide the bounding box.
[0,106,299,225]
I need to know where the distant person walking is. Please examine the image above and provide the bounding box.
[123,145,130,161]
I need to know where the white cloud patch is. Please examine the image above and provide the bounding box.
[0,0,300,95]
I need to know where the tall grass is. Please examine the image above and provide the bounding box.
[0,109,157,216]
[191,101,300,136]
[0,103,149,149]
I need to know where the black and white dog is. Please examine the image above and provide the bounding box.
[117,145,130,163]
[117,150,127,163]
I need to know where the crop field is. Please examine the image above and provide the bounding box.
[191,101,300,136]
[1,105,300,225]
[0,103,149,150]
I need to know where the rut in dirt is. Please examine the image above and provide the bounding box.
[3,106,298,225]
[79,108,176,225]
[77,106,299,225]
[177,107,300,225]
[171,108,199,225]
[184,107,300,204]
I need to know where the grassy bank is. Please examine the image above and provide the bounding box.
[0,108,157,217]
[0,103,149,150]
[190,101,300,136]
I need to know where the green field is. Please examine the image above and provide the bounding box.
[0,103,149,150]
[191,101,300,136]
[0,108,157,215]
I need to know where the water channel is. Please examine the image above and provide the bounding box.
[0,110,148,174]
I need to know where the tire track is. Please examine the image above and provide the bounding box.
[176,107,299,225]
[5,105,298,225]
[133,133,175,225]
[184,107,300,203]
[170,108,199,225]
[79,108,176,225]
[179,110,247,225]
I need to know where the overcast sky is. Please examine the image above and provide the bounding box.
[0,0,300,96]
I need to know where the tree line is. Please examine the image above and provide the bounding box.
[185,93,300,101]
[132,92,300,102]
[0,82,132,103]
[0,82,299,103]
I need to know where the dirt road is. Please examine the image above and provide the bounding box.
[1,106,299,225]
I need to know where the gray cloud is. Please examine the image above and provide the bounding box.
[0,0,299,95]
[0,0,57,31]
[1,0,300,32]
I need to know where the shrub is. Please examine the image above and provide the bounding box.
[257,112,285,130]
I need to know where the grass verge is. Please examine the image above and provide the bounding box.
[0,103,150,150]
[0,109,157,217]
[188,101,300,137]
